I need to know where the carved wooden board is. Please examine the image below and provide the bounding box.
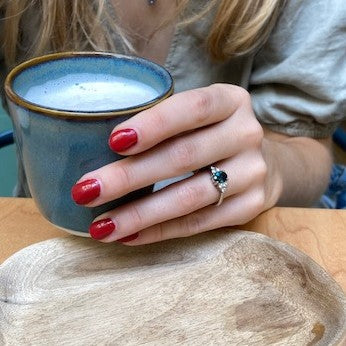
[0,230,345,345]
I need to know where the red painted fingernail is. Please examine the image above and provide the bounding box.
[71,179,100,205]
[117,232,139,243]
[89,218,116,240]
[109,129,138,152]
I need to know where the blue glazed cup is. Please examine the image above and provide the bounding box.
[5,52,173,236]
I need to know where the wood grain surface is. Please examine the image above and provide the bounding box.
[241,208,346,293]
[0,231,345,345]
[0,198,345,293]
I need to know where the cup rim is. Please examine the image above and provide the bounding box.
[4,51,174,119]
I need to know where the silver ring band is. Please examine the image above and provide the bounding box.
[210,166,228,206]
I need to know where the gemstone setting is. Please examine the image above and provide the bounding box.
[210,166,228,194]
[210,166,228,206]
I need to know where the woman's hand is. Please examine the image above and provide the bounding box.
[72,84,278,244]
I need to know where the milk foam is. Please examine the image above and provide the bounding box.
[23,73,159,112]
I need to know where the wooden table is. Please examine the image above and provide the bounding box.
[0,197,345,292]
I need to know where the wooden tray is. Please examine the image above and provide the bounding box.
[0,230,345,345]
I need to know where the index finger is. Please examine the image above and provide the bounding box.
[109,84,248,154]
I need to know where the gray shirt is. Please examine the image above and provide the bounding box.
[3,0,346,196]
[166,0,346,138]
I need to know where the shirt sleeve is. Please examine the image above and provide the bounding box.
[250,0,346,138]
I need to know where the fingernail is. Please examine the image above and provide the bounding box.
[117,232,139,243]
[109,129,138,152]
[71,179,100,205]
[89,218,116,240]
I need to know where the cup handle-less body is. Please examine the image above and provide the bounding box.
[5,52,173,236]
[9,102,152,235]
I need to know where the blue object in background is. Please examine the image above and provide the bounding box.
[319,164,346,209]
[0,129,14,148]
[0,106,17,196]
[333,128,346,151]
[321,127,346,209]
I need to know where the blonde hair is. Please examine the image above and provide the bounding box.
[0,0,284,68]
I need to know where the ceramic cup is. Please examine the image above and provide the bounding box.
[5,52,173,236]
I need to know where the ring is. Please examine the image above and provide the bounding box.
[210,166,228,206]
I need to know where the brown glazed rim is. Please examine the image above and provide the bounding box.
[4,51,174,119]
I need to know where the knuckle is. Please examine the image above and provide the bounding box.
[190,89,213,123]
[251,188,266,214]
[255,156,268,182]
[147,108,167,134]
[151,223,165,243]
[175,184,206,212]
[127,203,144,229]
[244,119,264,147]
[236,188,266,225]
[116,163,133,193]
[210,83,227,97]
[232,86,251,105]
[182,212,206,236]
[169,140,196,172]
